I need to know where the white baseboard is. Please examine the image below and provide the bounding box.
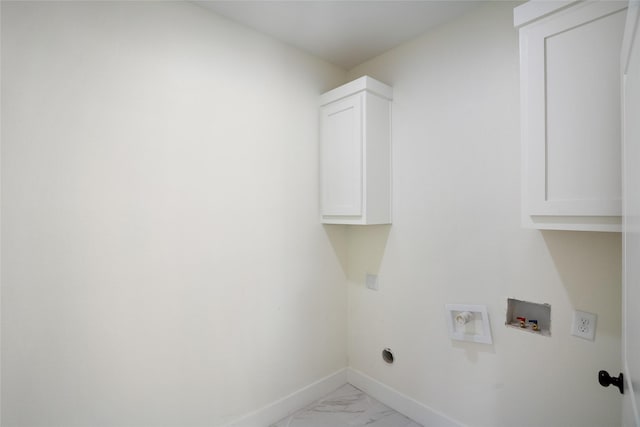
[347,368,466,427]
[225,367,465,427]
[225,368,348,427]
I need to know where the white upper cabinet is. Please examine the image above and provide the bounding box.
[515,1,627,232]
[320,76,392,225]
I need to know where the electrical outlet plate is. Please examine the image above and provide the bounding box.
[365,273,378,291]
[571,310,597,341]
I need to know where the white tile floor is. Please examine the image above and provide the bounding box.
[270,384,423,427]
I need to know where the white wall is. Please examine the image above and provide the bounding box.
[0,2,348,426]
[346,3,623,427]
[1,2,625,427]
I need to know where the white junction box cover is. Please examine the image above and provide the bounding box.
[445,304,493,344]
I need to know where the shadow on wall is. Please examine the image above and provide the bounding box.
[323,224,350,275]
[541,230,622,338]
[346,225,392,283]
[322,224,392,282]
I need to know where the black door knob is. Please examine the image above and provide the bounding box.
[598,370,624,394]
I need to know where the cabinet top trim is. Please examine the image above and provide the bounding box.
[514,0,627,28]
[320,75,393,106]
[514,0,579,28]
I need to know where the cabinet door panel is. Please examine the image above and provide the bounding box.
[544,9,624,210]
[520,1,626,229]
[321,95,363,217]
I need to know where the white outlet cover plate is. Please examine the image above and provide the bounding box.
[571,310,597,341]
[365,273,378,291]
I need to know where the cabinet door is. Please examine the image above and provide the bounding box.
[320,94,363,217]
[520,2,626,228]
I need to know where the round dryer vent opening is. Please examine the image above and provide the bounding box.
[382,348,394,364]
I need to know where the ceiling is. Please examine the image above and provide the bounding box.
[196,1,480,69]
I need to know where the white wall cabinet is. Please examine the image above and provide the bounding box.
[320,76,392,225]
[515,1,627,232]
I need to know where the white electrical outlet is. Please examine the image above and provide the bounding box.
[365,273,378,291]
[571,310,597,341]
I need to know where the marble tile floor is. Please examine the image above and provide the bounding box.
[270,384,423,427]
